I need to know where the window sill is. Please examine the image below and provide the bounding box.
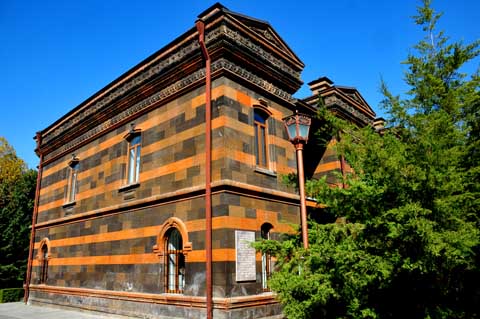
[62,201,76,209]
[254,167,277,177]
[118,182,140,193]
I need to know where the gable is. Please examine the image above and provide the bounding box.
[335,86,376,119]
[220,7,304,67]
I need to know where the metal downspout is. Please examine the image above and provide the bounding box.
[338,133,346,189]
[24,133,44,303]
[195,19,213,319]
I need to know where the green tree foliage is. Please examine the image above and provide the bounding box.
[0,137,26,192]
[0,137,37,288]
[255,1,479,318]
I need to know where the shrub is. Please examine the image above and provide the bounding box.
[0,288,24,303]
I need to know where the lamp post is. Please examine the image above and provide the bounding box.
[283,111,311,249]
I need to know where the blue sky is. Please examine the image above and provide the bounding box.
[1,0,478,169]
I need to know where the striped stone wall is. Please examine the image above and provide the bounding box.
[30,76,300,318]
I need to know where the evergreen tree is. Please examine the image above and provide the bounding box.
[255,1,480,318]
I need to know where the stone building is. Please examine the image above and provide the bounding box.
[25,3,376,318]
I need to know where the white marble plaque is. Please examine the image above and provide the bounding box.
[235,230,256,282]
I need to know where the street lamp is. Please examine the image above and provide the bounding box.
[283,111,312,249]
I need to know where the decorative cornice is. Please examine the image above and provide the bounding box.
[41,24,302,150]
[43,68,204,161]
[213,59,293,101]
[40,23,302,162]
[42,40,201,146]
[324,95,373,125]
[43,58,293,162]
[213,25,301,79]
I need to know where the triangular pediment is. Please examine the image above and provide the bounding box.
[320,89,375,125]
[334,86,375,118]
[303,77,377,126]
[219,6,304,67]
[248,25,286,50]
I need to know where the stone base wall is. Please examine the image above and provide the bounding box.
[29,288,284,319]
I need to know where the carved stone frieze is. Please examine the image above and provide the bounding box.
[42,24,301,149]
[43,58,293,161]
[212,58,293,101]
[42,40,201,146]
[215,25,301,79]
[324,95,373,125]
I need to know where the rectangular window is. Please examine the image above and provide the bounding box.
[66,161,79,203]
[127,135,141,184]
[254,110,269,168]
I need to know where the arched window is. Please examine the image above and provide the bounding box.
[66,156,79,203]
[165,228,185,293]
[40,244,48,284]
[153,217,192,294]
[261,223,273,291]
[37,238,50,284]
[254,108,270,168]
[124,124,142,185]
[127,134,141,184]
